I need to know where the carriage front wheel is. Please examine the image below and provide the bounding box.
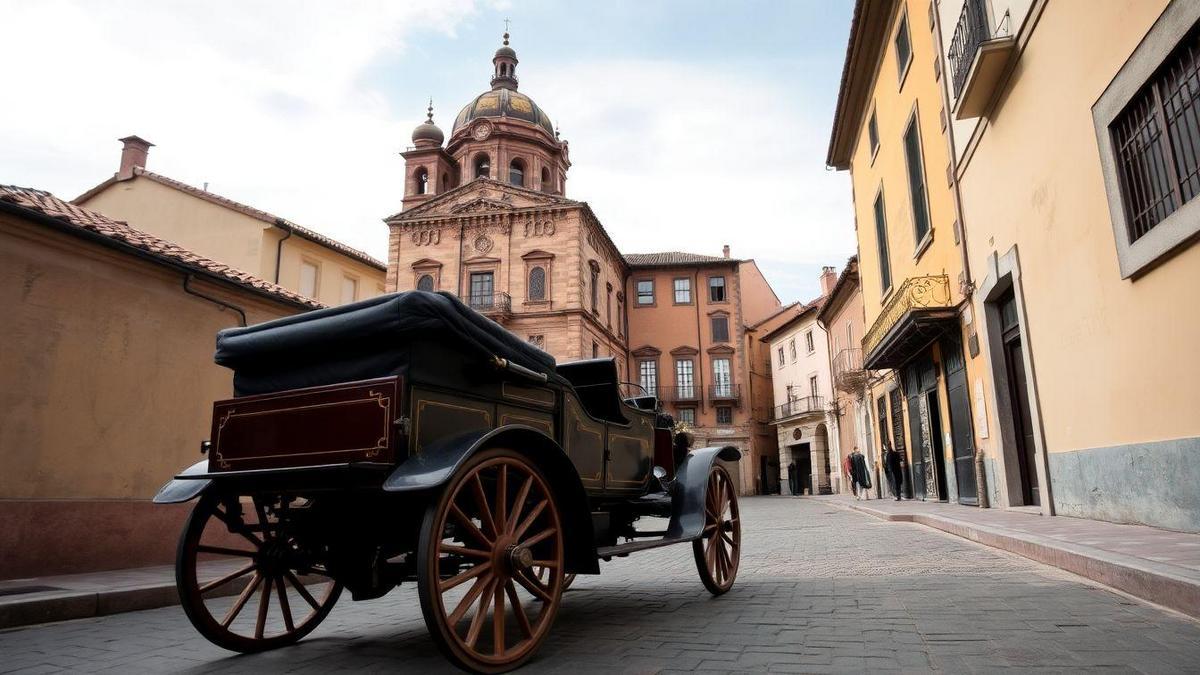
[176,493,342,653]
[417,447,566,673]
[693,464,741,595]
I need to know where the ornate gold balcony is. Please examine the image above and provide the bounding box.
[863,275,956,370]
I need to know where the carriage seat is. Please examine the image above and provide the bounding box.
[555,358,630,425]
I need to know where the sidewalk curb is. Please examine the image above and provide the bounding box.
[834,500,1200,621]
[0,582,179,631]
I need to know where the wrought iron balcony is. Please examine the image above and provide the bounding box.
[463,291,512,320]
[708,383,741,404]
[863,275,955,370]
[770,396,826,422]
[946,0,1016,119]
[663,386,701,403]
[832,348,869,393]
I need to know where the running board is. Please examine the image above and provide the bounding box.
[597,535,697,559]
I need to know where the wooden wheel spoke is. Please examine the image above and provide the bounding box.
[495,464,508,535]
[275,576,295,633]
[492,582,506,657]
[450,504,493,547]
[521,526,557,549]
[284,570,321,611]
[254,575,272,639]
[512,500,547,540]
[531,560,558,569]
[470,474,498,539]
[221,572,261,628]
[198,562,256,594]
[440,543,491,559]
[254,501,273,541]
[196,544,257,558]
[504,580,533,638]
[514,569,553,603]
[720,530,736,549]
[507,475,534,535]
[440,561,492,593]
[464,577,497,648]
[448,573,494,626]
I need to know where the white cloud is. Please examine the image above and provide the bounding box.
[0,2,853,302]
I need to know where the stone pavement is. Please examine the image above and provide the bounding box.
[822,494,1200,620]
[2,496,1199,673]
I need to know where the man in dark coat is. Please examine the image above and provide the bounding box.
[886,446,904,500]
[849,447,872,500]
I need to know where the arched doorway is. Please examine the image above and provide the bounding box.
[814,423,832,495]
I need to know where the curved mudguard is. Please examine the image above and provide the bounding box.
[666,445,741,541]
[152,459,211,504]
[384,425,599,575]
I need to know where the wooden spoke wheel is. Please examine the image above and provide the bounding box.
[693,464,740,595]
[418,448,565,673]
[176,493,342,653]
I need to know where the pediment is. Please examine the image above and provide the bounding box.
[411,258,443,269]
[669,345,699,357]
[706,344,736,355]
[388,178,580,222]
[631,345,661,358]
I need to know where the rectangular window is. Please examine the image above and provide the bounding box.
[708,276,726,302]
[299,260,319,299]
[639,360,658,395]
[716,406,732,425]
[710,315,729,342]
[469,272,494,309]
[873,191,893,293]
[809,375,819,398]
[805,330,815,353]
[673,278,691,304]
[712,358,732,397]
[895,13,912,83]
[788,339,797,362]
[903,114,932,246]
[636,279,654,305]
[777,347,785,367]
[677,407,696,425]
[592,341,599,358]
[675,359,694,399]
[341,275,358,304]
[868,109,880,156]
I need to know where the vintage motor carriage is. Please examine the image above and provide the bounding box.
[155,290,741,672]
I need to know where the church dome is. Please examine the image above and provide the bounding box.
[411,101,444,146]
[451,88,555,139]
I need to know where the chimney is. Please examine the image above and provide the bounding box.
[722,244,731,259]
[117,135,154,180]
[820,266,838,296]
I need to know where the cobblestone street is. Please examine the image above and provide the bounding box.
[3,496,1199,673]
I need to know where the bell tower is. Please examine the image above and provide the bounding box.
[401,100,457,211]
[491,28,518,90]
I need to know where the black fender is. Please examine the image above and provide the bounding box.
[666,445,741,541]
[152,460,211,504]
[384,425,599,574]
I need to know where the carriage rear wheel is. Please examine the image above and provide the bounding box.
[417,447,565,673]
[176,493,342,653]
[692,464,741,595]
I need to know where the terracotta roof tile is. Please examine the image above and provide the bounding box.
[1,185,322,309]
[84,169,386,272]
[623,251,737,267]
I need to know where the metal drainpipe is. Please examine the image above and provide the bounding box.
[273,218,292,285]
[693,269,704,416]
[183,274,247,327]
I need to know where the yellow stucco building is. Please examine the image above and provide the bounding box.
[933,0,1200,530]
[829,0,990,506]
[76,136,387,307]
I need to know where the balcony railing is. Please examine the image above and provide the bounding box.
[863,275,952,357]
[663,386,701,403]
[708,383,741,403]
[948,0,989,99]
[832,348,869,393]
[462,291,512,318]
[770,396,825,422]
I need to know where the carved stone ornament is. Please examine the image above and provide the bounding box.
[472,121,493,141]
[473,234,494,254]
[411,228,441,246]
[523,218,556,238]
[792,428,803,441]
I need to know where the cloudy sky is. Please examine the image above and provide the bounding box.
[0,0,855,303]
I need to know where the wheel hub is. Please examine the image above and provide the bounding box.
[507,544,534,572]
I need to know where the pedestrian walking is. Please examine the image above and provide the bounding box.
[842,452,855,496]
[886,445,904,500]
[849,447,872,500]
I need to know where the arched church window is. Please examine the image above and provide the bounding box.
[528,266,546,301]
[417,274,434,292]
[541,166,551,192]
[474,154,490,179]
[415,168,429,195]
[509,158,525,187]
